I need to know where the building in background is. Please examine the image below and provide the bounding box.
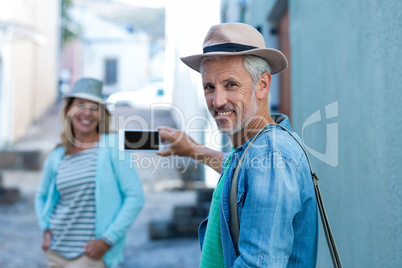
[61,7,151,95]
[221,0,285,115]
[221,0,402,266]
[164,0,221,186]
[0,0,60,147]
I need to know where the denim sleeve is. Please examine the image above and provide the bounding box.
[233,151,301,267]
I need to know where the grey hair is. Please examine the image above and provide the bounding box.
[242,55,272,110]
[242,55,271,89]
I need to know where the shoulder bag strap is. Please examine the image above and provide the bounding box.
[229,127,264,256]
[229,123,342,268]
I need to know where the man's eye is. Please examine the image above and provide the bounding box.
[204,85,214,91]
[227,82,237,88]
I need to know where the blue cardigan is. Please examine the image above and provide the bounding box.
[35,134,144,267]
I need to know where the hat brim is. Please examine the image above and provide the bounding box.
[64,92,105,104]
[180,48,288,75]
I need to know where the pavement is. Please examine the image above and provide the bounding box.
[0,102,202,268]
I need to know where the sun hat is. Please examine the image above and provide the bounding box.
[180,22,288,75]
[65,77,105,104]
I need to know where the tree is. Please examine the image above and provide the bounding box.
[61,0,80,44]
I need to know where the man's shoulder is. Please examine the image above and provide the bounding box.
[249,126,306,164]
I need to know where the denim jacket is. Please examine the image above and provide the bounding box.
[199,114,318,268]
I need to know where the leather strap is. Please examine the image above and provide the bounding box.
[229,123,342,267]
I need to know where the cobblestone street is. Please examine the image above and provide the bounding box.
[0,188,200,268]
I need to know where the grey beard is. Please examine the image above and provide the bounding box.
[216,91,259,136]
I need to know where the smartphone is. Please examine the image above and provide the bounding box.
[119,129,160,151]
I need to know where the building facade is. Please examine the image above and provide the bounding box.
[0,0,60,146]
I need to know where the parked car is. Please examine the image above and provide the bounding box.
[106,81,168,109]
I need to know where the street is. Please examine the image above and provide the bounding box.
[0,188,200,268]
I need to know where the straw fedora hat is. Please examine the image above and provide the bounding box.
[180,23,288,75]
[65,77,105,104]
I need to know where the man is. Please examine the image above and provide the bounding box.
[157,23,318,267]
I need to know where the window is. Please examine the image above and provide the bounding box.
[104,59,117,85]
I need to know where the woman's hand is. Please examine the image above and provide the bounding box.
[83,239,110,260]
[41,229,52,251]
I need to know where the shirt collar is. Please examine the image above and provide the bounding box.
[233,113,291,153]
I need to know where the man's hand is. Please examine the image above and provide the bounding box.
[83,239,110,260]
[41,229,52,251]
[157,126,199,158]
[157,126,225,173]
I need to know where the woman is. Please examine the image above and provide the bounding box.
[35,78,144,268]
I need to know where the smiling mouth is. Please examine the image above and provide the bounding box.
[80,119,93,125]
[215,110,234,118]
[217,111,232,116]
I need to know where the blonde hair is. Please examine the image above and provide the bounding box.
[61,97,111,154]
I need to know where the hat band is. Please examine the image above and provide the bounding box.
[203,43,258,54]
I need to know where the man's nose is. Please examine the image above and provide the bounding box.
[212,88,227,108]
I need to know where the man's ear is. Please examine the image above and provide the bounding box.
[256,72,272,100]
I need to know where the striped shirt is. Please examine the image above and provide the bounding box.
[49,147,98,259]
